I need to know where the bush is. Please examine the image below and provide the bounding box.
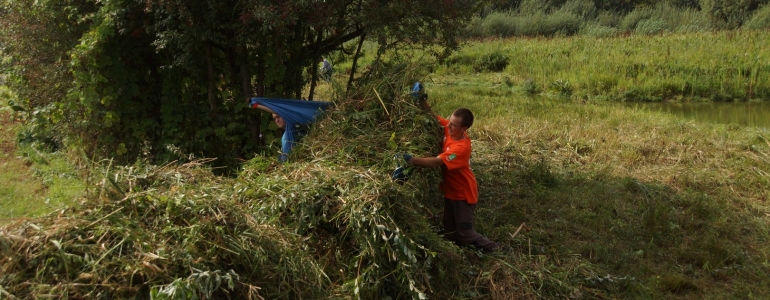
[474,51,510,72]
[518,0,551,14]
[556,0,599,19]
[515,11,582,36]
[743,4,770,29]
[620,3,714,34]
[481,11,518,37]
[635,18,667,34]
[463,16,486,38]
[594,10,623,27]
[620,7,654,32]
[699,0,758,29]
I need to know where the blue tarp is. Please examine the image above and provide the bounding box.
[249,97,332,162]
[410,82,425,103]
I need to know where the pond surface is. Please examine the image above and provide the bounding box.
[627,101,770,129]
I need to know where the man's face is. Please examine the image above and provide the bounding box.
[448,114,466,140]
[272,113,286,129]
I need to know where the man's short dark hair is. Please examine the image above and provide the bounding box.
[453,108,474,128]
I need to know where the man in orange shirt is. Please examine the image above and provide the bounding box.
[400,102,499,252]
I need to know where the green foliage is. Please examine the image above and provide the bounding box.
[475,51,510,72]
[518,0,551,14]
[0,0,92,110]
[549,79,574,97]
[466,0,594,38]
[699,0,766,28]
[466,11,518,38]
[454,31,770,102]
[1,0,482,171]
[466,0,770,38]
[556,0,599,19]
[744,3,770,28]
[620,3,712,34]
[518,10,583,36]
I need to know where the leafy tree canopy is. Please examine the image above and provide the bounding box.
[3,0,482,166]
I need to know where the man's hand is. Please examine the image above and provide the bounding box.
[400,153,413,164]
[391,166,408,183]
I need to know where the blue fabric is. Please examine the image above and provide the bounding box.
[250,97,332,162]
[410,82,425,103]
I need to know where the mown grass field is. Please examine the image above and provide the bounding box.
[426,86,769,298]
[2,31,770,299]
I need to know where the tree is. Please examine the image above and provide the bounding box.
[0,0,96,150]
[15,0,482,166]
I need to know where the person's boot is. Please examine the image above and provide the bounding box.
[473,240,499,253]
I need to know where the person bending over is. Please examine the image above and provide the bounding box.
[249,97,331,162]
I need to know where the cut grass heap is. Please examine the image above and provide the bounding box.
[0,75,478,299]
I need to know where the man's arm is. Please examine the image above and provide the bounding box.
[420,98,434,115]
[409,156,443,168]
[248,97,276,114]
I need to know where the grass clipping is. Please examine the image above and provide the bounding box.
[0,81,466,299]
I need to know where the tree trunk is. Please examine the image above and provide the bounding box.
[238,45,260,149]
[347,33,366,96]
[307,31,323,101]
[205,43,218,117]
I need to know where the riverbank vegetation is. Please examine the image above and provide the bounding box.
[467,0,770,38]
[338,30,770,104]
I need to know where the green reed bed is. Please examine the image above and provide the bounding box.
[435,30,770,102]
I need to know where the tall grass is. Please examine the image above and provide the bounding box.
[744,3,770,29]
[434,30,770,102]
[465,0,770,39]
[618,3,711,34]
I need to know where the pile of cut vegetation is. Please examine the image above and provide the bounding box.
[1,76,498,299]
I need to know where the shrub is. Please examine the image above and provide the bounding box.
[621,3,713,34]
[556,0,599,19]
[594,10,623,27]
[474,51,510,72]
[699,0,759,29]
[518,0,551,14]
[547,10,584,35]
[635,18,667,34]
[620,7,654,32]
[515,11,582,36]
[743,3,770,29]
[482,11,518,37]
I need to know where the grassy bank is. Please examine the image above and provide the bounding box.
[337,30,770,103]
[0,99,84,225]
[459,31,770,102]
[427,81,770,298]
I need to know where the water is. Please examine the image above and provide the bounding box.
[626,101,770,129]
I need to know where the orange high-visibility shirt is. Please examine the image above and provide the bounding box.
[436,116,478,204]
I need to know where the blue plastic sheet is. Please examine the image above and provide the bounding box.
[249,97,332,162]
